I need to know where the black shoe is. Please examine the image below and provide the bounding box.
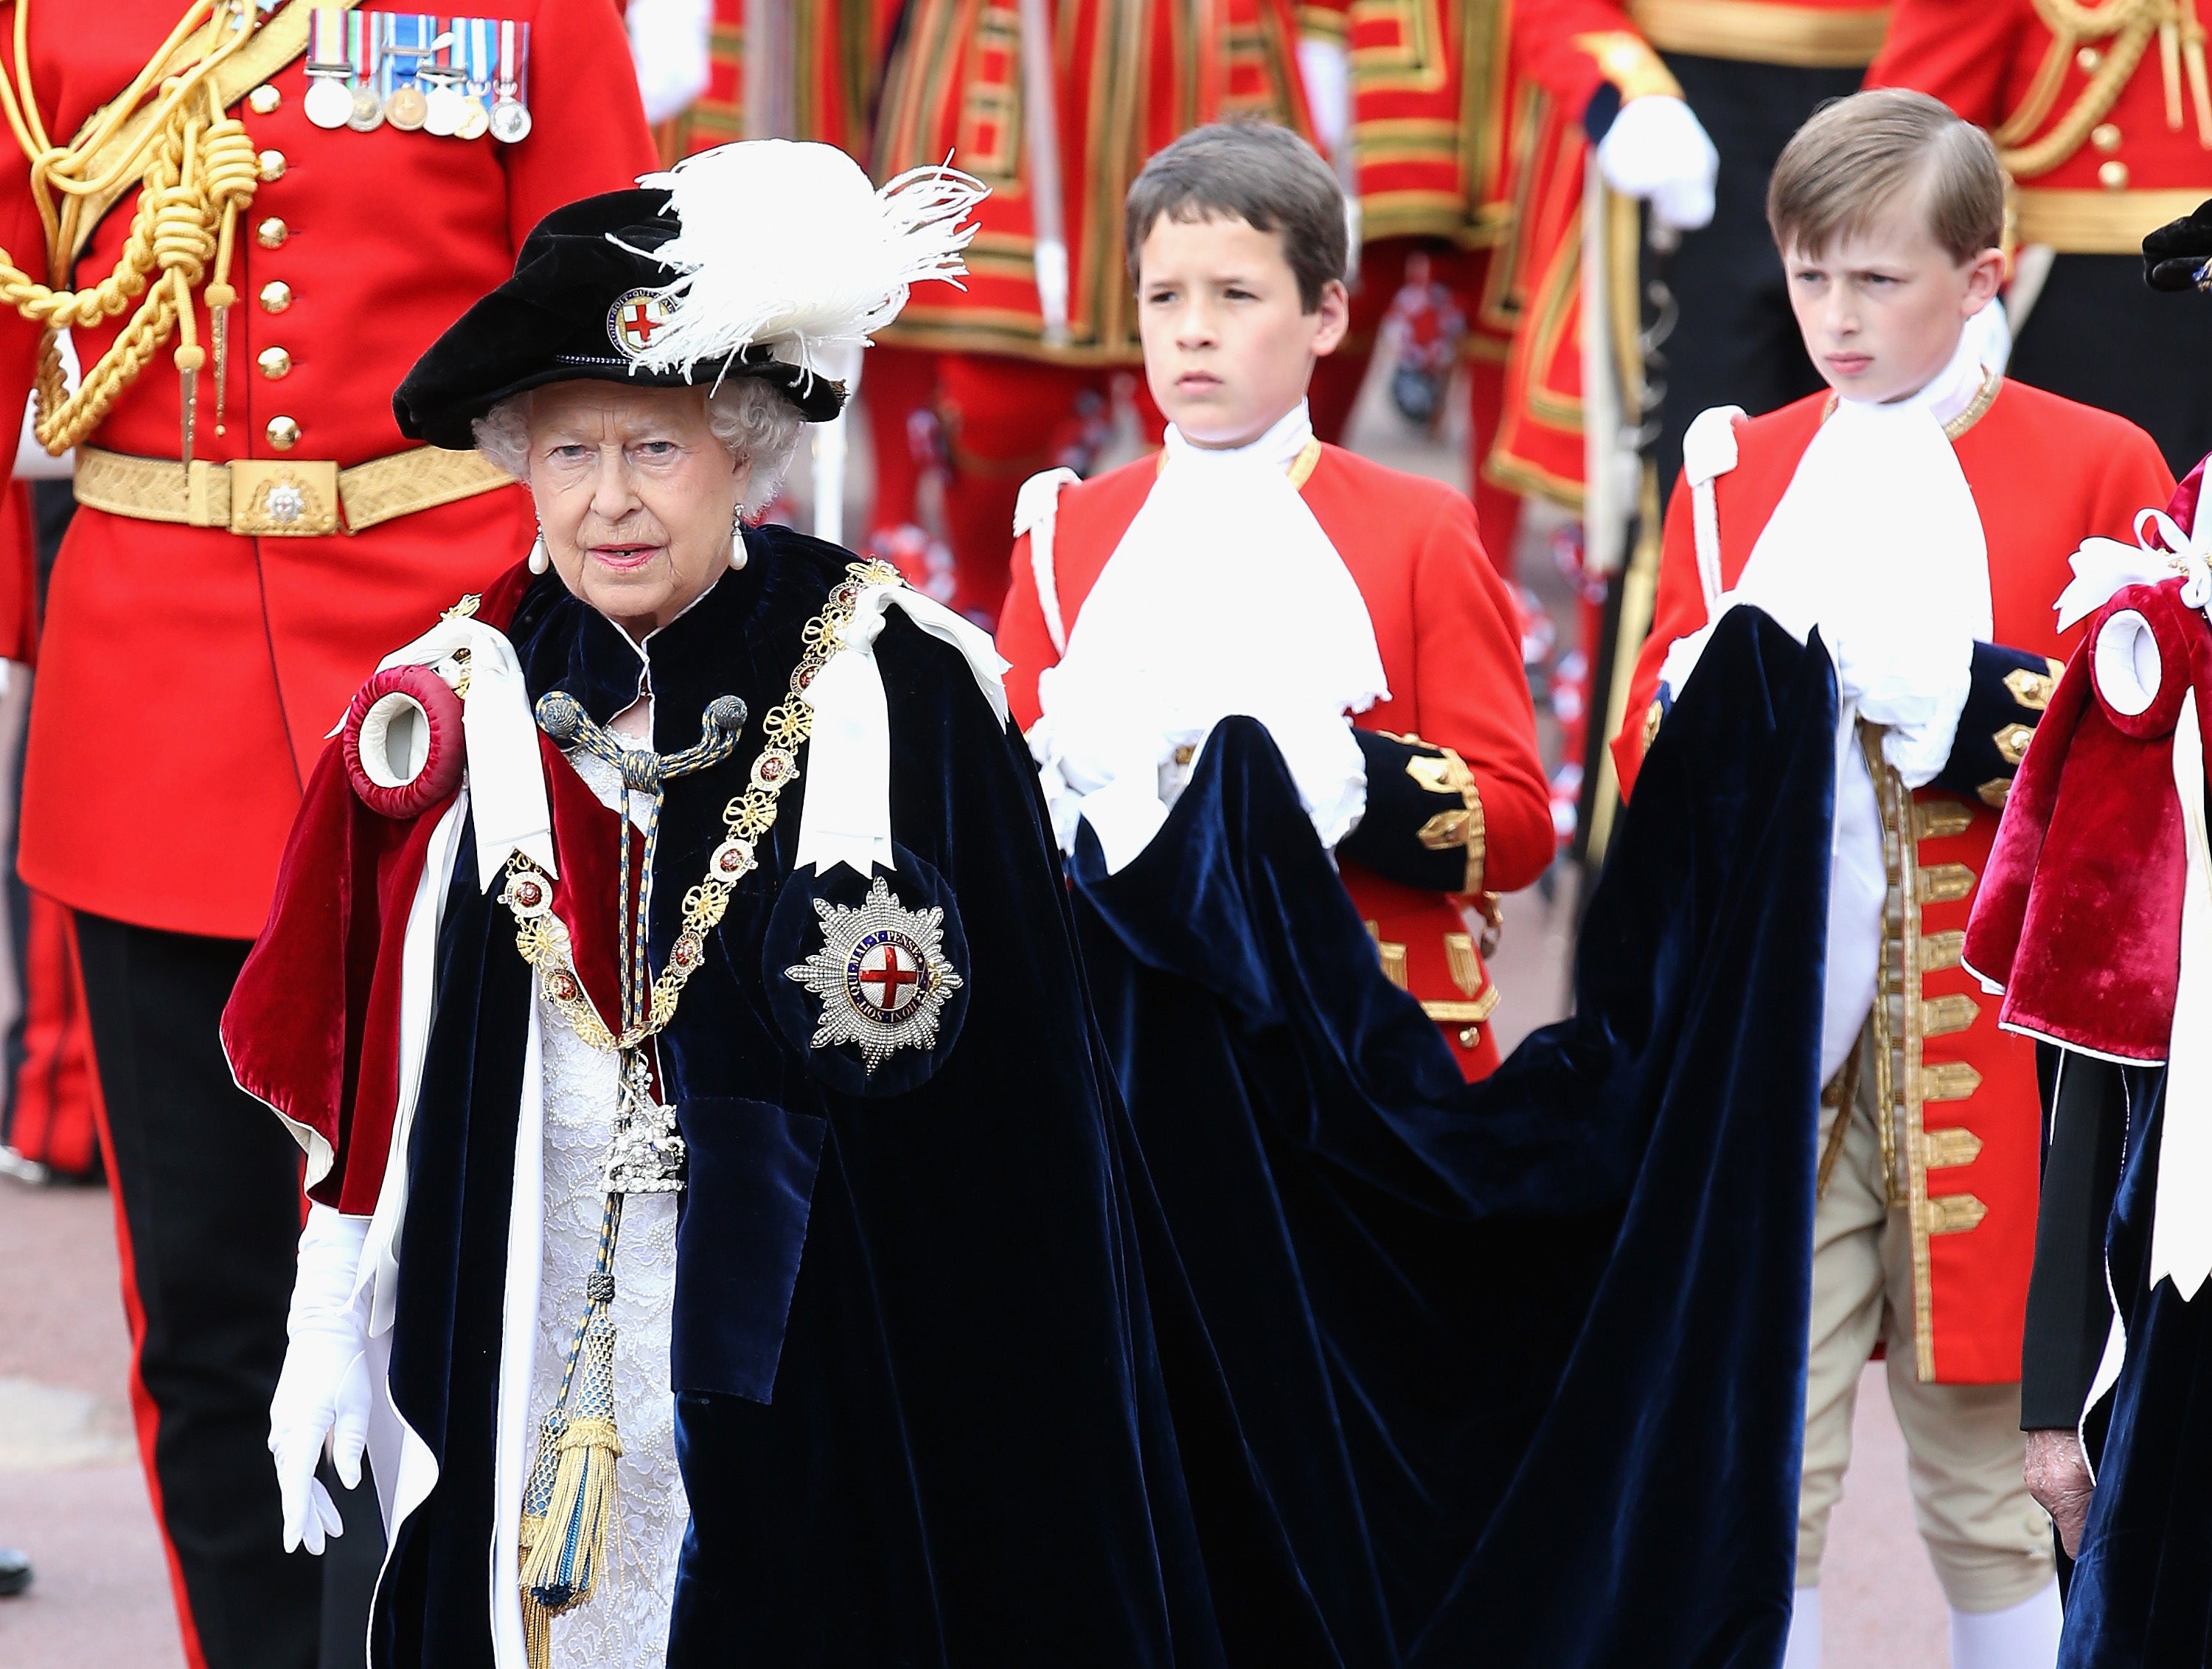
[0,1547,30,1597]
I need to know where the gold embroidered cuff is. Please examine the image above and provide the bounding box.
[1407,743,1487,895]
[1297,4,1349,46]
[1572,31,1684,103]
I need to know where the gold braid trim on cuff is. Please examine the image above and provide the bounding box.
[1401,739,1488,895]
[1573,32,1684,103]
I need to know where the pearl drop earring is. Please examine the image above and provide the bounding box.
[728,507,748,572]
[527,524,550,575]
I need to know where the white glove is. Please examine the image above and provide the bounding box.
[1297,37,1352,157]
[1833,624,1974,788]
[1654,601,1731,703]
[268,1206,372,1556]
[1596,94,1719,232]
[627,0,712,125]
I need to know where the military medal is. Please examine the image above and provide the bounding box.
[453,18,492,139]
[491,19,532,142]
[301,7,352,128]
[420,31,465,136]
[381,13,429,130]
[384,83,428,128]
[346,14,385,131]
[785,876,963,1074]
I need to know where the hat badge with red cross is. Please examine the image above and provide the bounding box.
[606,288,672,360]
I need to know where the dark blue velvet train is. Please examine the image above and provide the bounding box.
[1068,605,1836,1668]
[2053,1064,2212,1668]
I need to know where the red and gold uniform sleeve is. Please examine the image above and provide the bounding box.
[1609,470,1709,800]
[1298,0,1352,44]
[1512,0,1679,122]
[1397,490,1554,893]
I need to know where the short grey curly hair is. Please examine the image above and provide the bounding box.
[470,378,806,518]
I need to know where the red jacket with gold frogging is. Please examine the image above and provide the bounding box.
[1612,378,2171,1383]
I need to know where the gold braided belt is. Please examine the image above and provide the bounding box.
[73,443,515,536]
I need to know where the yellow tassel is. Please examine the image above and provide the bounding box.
[518,1507,553,1669]
[518,1415,623,1611]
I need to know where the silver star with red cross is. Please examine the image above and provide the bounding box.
[783,875,961,1073]
[606,287,672,360]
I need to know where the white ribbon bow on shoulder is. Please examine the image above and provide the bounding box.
[2058,503,2212,633]
[795,581,1011,878]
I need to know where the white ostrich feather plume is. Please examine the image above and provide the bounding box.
[622,139,986,387]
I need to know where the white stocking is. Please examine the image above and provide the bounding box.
[1950,1580,2062,1669]
[1783,1587,1822,1669]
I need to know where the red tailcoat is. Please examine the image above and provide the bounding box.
[0,0,658,940]
[998,441,1552,1077]
[1870,0,2212,254]
[1611,379,2172,1382]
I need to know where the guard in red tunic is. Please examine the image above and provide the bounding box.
[1868,0,2212,473]
[997,122,1551,1077]
[1610,90,2171,1669]
[0,5,657,1665]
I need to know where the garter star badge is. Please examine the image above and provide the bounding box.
[784,875,962,1074]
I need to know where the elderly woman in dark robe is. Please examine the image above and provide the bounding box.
[220,142,1244,1669]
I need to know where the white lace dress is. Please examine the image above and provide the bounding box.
[526,745,689,1669]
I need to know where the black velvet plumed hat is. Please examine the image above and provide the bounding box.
[394,142,987,451]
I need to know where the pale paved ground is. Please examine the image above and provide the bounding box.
[0,350,1954,1668]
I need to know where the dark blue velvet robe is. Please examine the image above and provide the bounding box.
[2054,1064,2212,1668]
[1066,606,1835,1667]
[373,526,1310,1668]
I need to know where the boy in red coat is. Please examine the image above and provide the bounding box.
[996,122,1551,1078]
[1609,90,2173,1669]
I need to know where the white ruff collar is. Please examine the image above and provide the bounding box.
[1029,400,1386,871]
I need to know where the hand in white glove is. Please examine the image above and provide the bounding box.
[627,0,712,125]
[268,1206,372,1556]
[1596,94,1719,232]
[1296,37,1352,157]
[1832,622,1974,788]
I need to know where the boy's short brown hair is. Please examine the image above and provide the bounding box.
[1767,89,2004,265]
[1124,121,1347,311]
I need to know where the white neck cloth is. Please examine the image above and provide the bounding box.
[1027,402,1389,872]
[1665,332,1994,1082]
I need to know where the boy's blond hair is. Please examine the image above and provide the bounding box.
[1767,89,2003,265]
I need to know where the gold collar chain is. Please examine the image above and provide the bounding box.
[500,560,900,1052]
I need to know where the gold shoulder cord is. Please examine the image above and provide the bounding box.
[2000,0,2211,178]
[0,0,293,465]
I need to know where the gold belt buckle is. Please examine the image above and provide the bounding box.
[227,458,341,536]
